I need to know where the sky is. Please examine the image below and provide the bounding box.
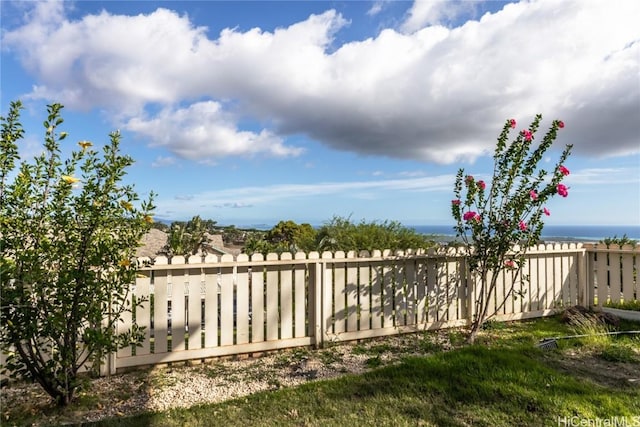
[1,0,639,228]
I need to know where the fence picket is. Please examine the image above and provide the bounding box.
[346,252,358,332]
[136,274,151,356]
[171,265,186,352]
[621,252,634,302]
[370,251,383,329]
[251,254,265,343]
[220,255,234,346]
[153,267,169,354]
[204,265,218,348]
[358,252,371,330]
[294,252,307,338]
[280,253,293,340]
[265,253,279,341]
[187,267,203,350]
[236,254,250,345]
[334,252,346,334]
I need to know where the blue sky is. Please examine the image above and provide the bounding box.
[2,0,639,228]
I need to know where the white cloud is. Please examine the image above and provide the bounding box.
[151,156,177,168]
[156,173,455,216]
[367,1,385,17]
[125,101,303,160]
[3,0,639,163]
[400,0,473,32]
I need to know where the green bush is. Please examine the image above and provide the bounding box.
[0,101,154,406]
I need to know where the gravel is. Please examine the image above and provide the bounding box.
[1,332,450,425]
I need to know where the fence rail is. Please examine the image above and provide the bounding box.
[2,243,637,378]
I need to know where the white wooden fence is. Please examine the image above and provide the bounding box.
[108,242,630,374]
[2,243,637,378]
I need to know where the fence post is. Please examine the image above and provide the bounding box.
[576,244,588,307]
[308,252,323,348]
[582,243,595,308]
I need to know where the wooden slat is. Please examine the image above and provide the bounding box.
[203,266,218,348]
[529,255,540,312]
[568,253,578,306]
[153,268,169,354]
[445,255,458,321]
[187,268,203,350]
[561,254,571,307]
[621,253,634,302]
[236,254,250,345]
[382,250,394,328]
[251,254,265,343]
[117,285,134,358]
[436,256,450,322]
[170,266,186,352]
[219,258,234,346]
[321,252,333,342]
[136,275,151,356]
[608,252,622,304]
[358,252,371,330]
[457,255,468,322]
[294,253,307,338]
[265,253,279,341]
[416,257,427,325]
[346,253,358,332]
[405,258,416,326]
[280,253,293,340]
[546,251,557,309]
[370,252,383,329]
[394,252,406,326]
[333,252,346,334]
[426,254,438,323]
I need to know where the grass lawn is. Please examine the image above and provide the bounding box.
[4,315,639,426]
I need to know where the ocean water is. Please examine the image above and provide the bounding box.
[411,225,640,242]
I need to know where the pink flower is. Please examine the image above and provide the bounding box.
[543,207,551,216]
[557,184,569,197]
[521,129,533,141]
[463,211,476,221]
[559,165,570,176]
[557,120,565,129]
[477,180,486,190]
[504,260,515,268]
[452,199,461,205]
[463,211,480,222]
[519,220,527,231]
[509,119,516,128]
[529,190,538,201]
[465,175,474,185]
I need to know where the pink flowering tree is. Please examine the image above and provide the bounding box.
[451,114,572,343]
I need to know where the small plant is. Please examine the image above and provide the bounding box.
[365,355,382,368]
[452,115,572,343]
[567,311,612,349]
[599,344,639,363]
[165,215,208,256]
[599,234,637,248]
[419,336,444,353]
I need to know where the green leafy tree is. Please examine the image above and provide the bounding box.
[244,221,316,255]
[452,115,572,343]
[0,101,155,406]
[316,216,434,252]
[266,220,317,253]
